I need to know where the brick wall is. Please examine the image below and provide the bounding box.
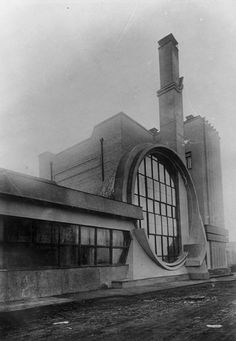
[40,113,154,197]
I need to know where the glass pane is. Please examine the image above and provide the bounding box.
[172,188,176,205]
[168,218,174,236]
[162,237,168,257]
[156,236,162,257]
[147,199,154,213]
[139,175,146,196]
[139,160,145,174]
[167,205,172,217]
[81,246,95,265]
[165,170,171,186]
[166,186,172,204]
[145,157,152,177]
[81,226,95,245]
[162,217,168,235]
[61,225,78,244]
[113,230,130,247]
[140,196,146,211]
[160,184,166,202]
[154,201,160,215]
[97,229,110,246]
[5,218,19,242]
[18,219,32,242]
[168,237,175,258]
[60,245,78,266]
[173,220,177,236]
[51,225,59,244]
[172,207,176,218]
[153,160,159,180]
[161,203,166,216]
[35,222,51,244]
[148,235,156,253]
[34,244,59,267]
[6,243,58,268]
[134,178,138,195]
[159,164,165,182]
[155,215,162,234]
[147,178,154,198]
[112,248,126,264]
[133,194,139,206]
[148,213,155,234]
[154,181,160,201]
[97,247,110,265]
[113,230,124,247]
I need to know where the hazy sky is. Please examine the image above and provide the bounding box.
[1,0,236,239]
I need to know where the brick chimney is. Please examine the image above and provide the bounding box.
[157,33,184,160]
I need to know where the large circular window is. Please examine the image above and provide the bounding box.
[133,154,180,263]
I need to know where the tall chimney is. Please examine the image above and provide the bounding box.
[157,33,184,160]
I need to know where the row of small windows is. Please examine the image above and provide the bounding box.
[2,217,130,269]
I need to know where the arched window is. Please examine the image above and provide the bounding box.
[133,154,180,263]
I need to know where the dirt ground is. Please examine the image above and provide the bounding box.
[0,280,236,341]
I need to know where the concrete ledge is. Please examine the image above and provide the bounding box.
[0,265,129,302]
[1,274,236,312]
[0,169,143,220]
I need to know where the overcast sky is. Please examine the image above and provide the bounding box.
[1,0,236,239]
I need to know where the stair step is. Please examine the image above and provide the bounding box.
[112,274,190,289]
[209,267,231,278]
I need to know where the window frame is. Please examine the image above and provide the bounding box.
[134,153,181,263]
[185,151,192,170]
[1,216,131,269]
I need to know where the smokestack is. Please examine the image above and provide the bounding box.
[157,33,184,160]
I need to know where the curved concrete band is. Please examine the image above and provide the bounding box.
[114,143,209,278]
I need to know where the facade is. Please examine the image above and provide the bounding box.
[0,34,229,302]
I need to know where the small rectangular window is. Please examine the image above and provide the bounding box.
[185,152,192,169]
[97,228,110,246]
[81,246,95,265]
[80,226,95,245]
[97,247,110,265]
[61,225,78,245]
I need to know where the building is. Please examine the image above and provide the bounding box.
[0,34,229,302]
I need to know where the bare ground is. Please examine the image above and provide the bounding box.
[0,280,236,340]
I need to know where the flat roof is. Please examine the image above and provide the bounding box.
[0,169,143,220]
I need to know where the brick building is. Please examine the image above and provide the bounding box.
[0,34,229,302]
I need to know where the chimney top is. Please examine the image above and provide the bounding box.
[158,33,178,48]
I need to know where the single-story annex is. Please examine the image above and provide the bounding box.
[0,34,229,302]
